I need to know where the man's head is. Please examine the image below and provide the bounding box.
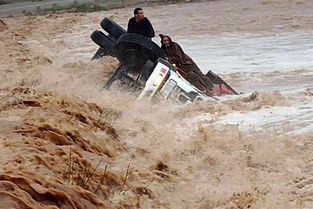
[134,8,144,21]
[160,34,172,48]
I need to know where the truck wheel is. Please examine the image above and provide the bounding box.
[100,18,126,40]
[115,33,165,65]
[90,30,115,50]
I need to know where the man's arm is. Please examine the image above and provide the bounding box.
[127,18,135,33]
[145,18,155,38]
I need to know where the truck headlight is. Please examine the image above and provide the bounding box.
[153,68,168,87]
[153,74,164,86]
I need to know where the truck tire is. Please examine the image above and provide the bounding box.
[100,18,126,40]
[114,33,165,71]
[90,30,115,50]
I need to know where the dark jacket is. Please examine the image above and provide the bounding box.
[127,17,155,39]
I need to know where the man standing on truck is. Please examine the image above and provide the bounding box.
[127,8,155,39]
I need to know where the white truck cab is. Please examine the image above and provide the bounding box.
[138,58,216,104]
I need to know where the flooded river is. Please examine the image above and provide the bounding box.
[1,0,313,208]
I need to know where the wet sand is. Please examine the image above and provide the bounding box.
[1,0,313,208]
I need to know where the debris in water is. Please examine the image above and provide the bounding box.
[0,19,8,32]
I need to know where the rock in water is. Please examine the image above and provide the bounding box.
[0,19,8,32]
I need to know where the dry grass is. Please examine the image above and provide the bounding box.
[62,145,132,199]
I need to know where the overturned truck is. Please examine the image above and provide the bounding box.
[91,18,238,104]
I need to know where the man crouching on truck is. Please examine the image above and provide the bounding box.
[160,34,236,96]
[159,34,215,94]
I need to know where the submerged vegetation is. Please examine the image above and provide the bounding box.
[2,0,196,16]
[42,2,107,13]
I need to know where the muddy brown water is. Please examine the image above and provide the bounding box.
[1,0,313,208]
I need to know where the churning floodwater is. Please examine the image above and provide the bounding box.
[176,31,313,92]
[1,0,313,208]
[44,19,313,139]
[170,32,313,137]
